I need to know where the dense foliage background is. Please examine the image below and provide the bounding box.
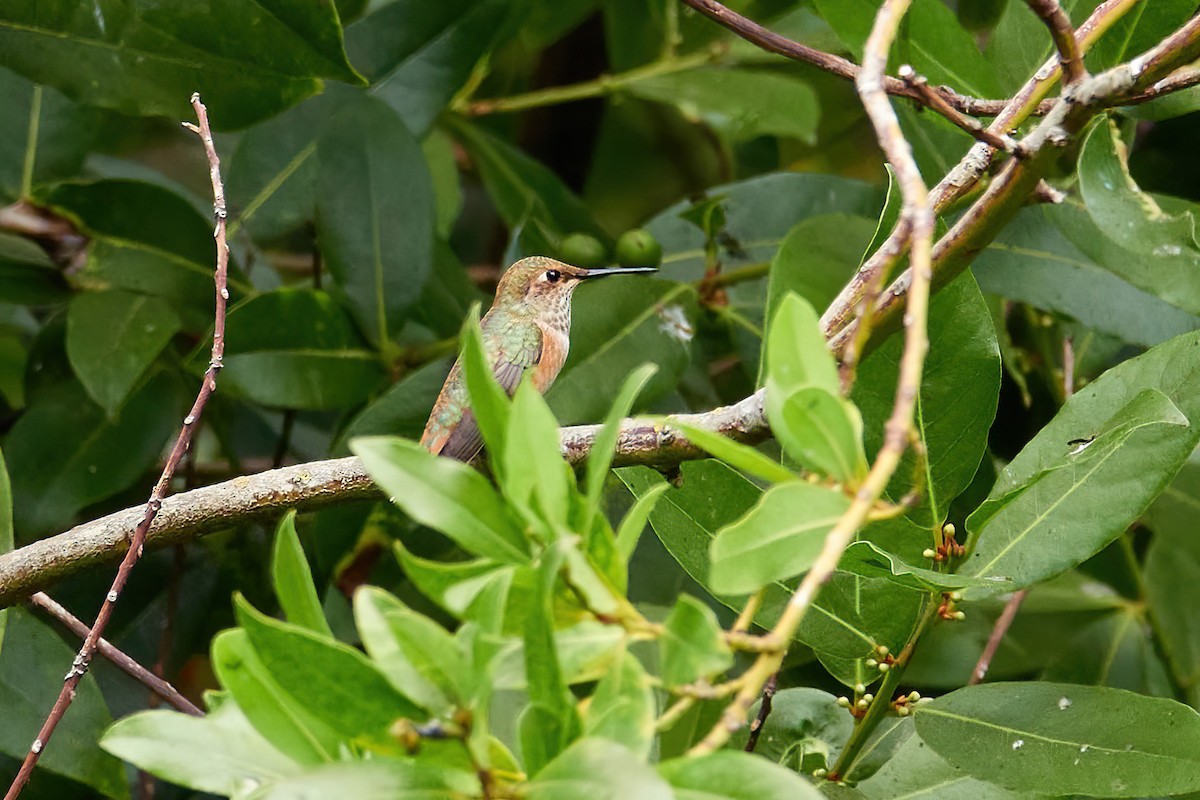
[2,0,1200,798]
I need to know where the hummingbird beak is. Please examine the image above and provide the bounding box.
[578,266,658,279]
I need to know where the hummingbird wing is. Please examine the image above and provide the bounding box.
[423,320,544,463]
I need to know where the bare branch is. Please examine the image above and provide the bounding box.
[1025,0,1086,85]
[897,64,1017,151]
[1119,65,1200,105]
[28,592,202,717]
[680,0,1034,118]
[3,94,230,800]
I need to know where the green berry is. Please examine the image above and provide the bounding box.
[615,228,663,267]
[559,232,608,268]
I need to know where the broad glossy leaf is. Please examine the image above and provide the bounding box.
[316,96,434,344]
[211,630,340,764]
[547,279,695,424]
[338,356,453,449]
[445,116,609,244]
[525,738,673,798]
[774,388,868,485]
[659,751,825,799]
[965,388,1199,592]
[354,586,468,714]
[0,0,362,128]
[813,0,1001,97]
[271,511,331,638]
[674,422,794,485]
[727,688,852,773]
[584,650,656,759]
[857,727,1040,800]
[38,179,247,332]
[973,204,1200,346]
[628,68,819,143]
[0,69,93,201]
[102,698,299,795]
[5,375,180,534]
[913,682,1200,797]
[647,174,882,284]
[347,0,513,136]
[1146,513,1200,705]
[245,760,478,800]
[765,293,840,396]
[222,289,386,410]
[66,289,180,414]
[853,272,1000,529]
[985,0,1095,92]
[839,541,1005,593]
[353,437,529,563]
[1085,0,1197,72]
[1,610,126,797]
[0,232,68,306]
[1041,610,1174,696]
[235,596,423,743]
[711,481,851,596]
[659,595,733,687]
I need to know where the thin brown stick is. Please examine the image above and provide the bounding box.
[3,93,228,800]
[1025,0,1086,85]
[743,672,777,753]
[897,65,1017,151]
[28,592,201,717]
[1120,65,1200,105]
[969,590,1029,684]
[680,0,1038,118]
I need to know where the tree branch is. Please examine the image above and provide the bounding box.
[28,592,202,717]
[1025,0,1086,85]
[3,94,230,800]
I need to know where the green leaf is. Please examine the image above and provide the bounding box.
[352,436,529,563]
[857,727,1040,800]
[525,738,673,798]
[66,289,179,415]
[460,305,513,463]
[504,380,571,529]
[659,751,826,800]
[235,595,424,743]
[627,68,819,144]
[271,511,332,638]
[615,482,669,562]
[0,70,93,202]
[244,760,479,800]
[728,688,853,774]
[853,272,1000,531]
[659,595,733,687]
[1145,512,1200,705]
[0,0,362,128]
[547,279,695,425]
[0,232,68,305]
[775,388,868,485]
[221,289,386,410]
[913,682,1200,797]
[38,179,247,332]
[211,630,340,764]
[973,203,1200,347]
[965,388,1199,593]
[710,481,851,596]
[520,552,581,774]
[1,610,127,798]
[584,364,658,532]
[838,541,1005,593]
[1042,610,1174,697]
[673,423,794,485]
[347,0,514,136]
[102,698,299,796]
[316,95,435,344]
[584,649,656,759]
[353,586,469,714]
[5,375,180,535]
[393,542,506,618]
[489,620,626,691]
[445,116,608,244]
[339,356,454,448]
[766,293,840,395]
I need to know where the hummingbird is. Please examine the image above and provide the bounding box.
[421,256,657,462]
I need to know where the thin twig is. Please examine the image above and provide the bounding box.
[1025,0,1086,85]
[679,0,1034,118]
[969,590,1029,685]
[897,65,1017,152]
[743,672,777,753]
[689,0,934,754]
[1120,65,1200,105]
[2,93,229,800]
[28,592,201,717]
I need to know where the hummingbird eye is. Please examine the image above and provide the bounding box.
[544,269,561,283]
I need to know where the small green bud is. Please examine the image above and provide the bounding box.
[615,228,663,267]
[559,232,608,268]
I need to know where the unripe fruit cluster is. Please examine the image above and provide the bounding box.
[557,229,664,269]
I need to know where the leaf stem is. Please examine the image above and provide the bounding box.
[461,49,722,116]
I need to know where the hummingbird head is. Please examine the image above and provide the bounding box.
[494,256,657,320]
